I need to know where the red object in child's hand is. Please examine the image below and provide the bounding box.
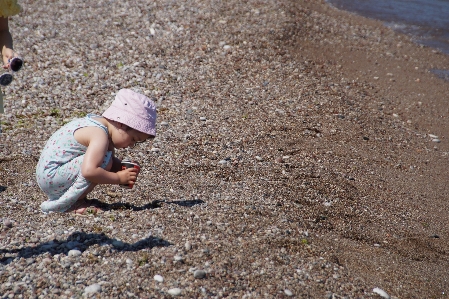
[120,160,141,189]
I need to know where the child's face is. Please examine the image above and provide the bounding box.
[112,127,152,149]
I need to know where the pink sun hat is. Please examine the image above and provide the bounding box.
[102,89,157,136]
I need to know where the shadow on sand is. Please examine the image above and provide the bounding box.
[0,231,172,264]
[92,198,205,211]
[0,199,205,264]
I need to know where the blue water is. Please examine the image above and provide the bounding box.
[326,0,449,55]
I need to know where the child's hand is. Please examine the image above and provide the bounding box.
[2,48,14,69]
[117,167,138,186]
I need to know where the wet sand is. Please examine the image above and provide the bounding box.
[288,0,449,296]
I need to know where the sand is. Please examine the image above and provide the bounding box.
[1,0,448,297]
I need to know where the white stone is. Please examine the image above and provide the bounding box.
[167,288,182,296]
[154,274,164,282]
[68,249,82,257]
[284,289,293,296]
[185,241,192,251]
[84,284,102,294]
[373,287,390,299]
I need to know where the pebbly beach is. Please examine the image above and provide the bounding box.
[1,0,449,298]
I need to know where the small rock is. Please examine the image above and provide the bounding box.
[154,275,164,282]
[284,289,293,296]
[255,156,263,161]
[193,269,207,279]
[200,117,207,121]
[68,249,82,257]
[84,284,102,294]
[151,147,160,153]
[3,219,13,228]
[432,139,441,143]
[161,121,169,126]
[26,258,35,265]
[372,287,390,299]
[185,241,192,251]
[167,288,182,296]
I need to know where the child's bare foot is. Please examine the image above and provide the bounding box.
[66,198,103,216]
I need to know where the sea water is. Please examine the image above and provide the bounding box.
[326,0,449,79]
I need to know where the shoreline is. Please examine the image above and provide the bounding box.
[285,0,449,295]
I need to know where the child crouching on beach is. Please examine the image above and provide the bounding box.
[36,89,157,214]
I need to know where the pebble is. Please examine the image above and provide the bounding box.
[3,219,13,228]
[372,287,390,299]
[185,241,192,251]
[84,283,102,294]
[68,249,82,257]
[284,289,293,296]
[432,139,441,143]
[154,274,164,282]
[255,156,263,161]
[200,117,207,121]
[167,288,182,296]
[193,269,207,279]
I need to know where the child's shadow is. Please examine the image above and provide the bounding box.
[92,198,205,211]
[0,199,205,264]
[0,231,172,264]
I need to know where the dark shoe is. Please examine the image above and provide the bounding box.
[0,73,13,86]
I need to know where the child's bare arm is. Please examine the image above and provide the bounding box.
[78,127,136,185]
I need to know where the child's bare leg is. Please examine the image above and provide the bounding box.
[66,157,114,214]
[0,17,14,68]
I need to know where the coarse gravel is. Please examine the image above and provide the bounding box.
[1,0,449,298]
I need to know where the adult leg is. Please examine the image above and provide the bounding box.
[0,17,14,68]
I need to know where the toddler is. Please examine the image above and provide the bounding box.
[36,89,157,214]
